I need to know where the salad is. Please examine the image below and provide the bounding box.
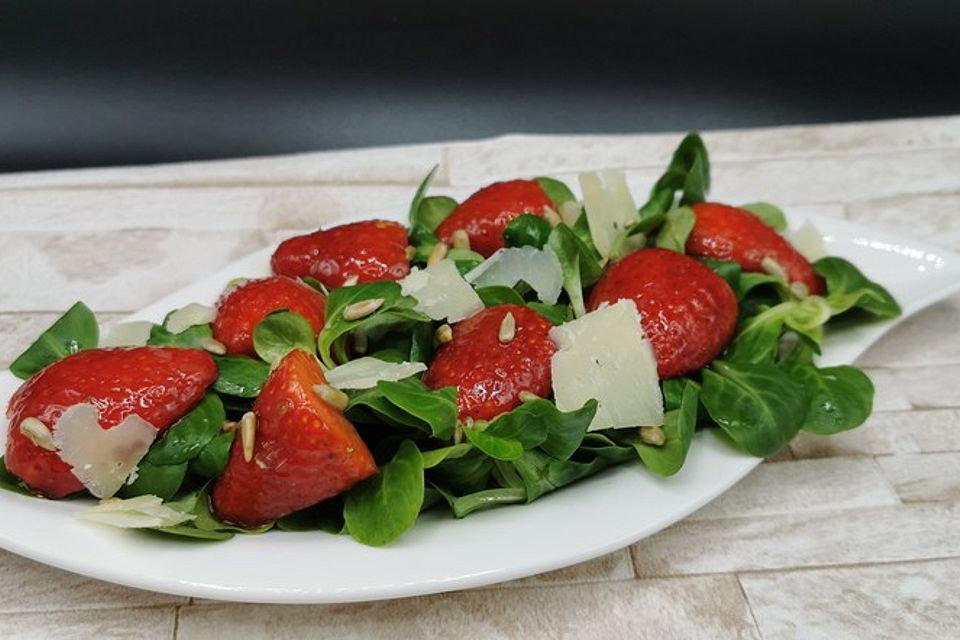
[1,134,901,545]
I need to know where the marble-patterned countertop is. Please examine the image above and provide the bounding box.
[1,116,958,639]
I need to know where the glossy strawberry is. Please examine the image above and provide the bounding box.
[435,180,553,257]
[687,202,823,294]
[423,304,556,421]
[271,220,410,289]
[212,276,326,357]
[5,347,217,498]
[587,248,738,378]
[211,350,377,527]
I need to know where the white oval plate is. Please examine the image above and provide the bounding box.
[0,211,957,604]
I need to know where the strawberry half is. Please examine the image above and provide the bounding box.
[687,202,823,294]
[587,248,738,378]
[423,304,556,421]
[435,180,553,257]
[271,220,410,289]
[211,350,377,527]
[5,347,217,498]
[212,276,326,357]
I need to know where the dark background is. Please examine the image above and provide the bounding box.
[2,1,959,172]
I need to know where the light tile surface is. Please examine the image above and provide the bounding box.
[1,115,958,638]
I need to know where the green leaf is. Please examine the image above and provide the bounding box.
[416,196,458,233]
[117,461,188,500]
[539,399,597,460]
[503,213,552,250]
[434,485,527,518]
[640,133,710,214]
[347,378,459,440]
[428,448,494,495]
[181,486,273,535]
[408,164,440,227]
[276,498,345,533]
[253,310,316,365]
[147,322,212,349]
[699,258,742,293]
[548,224,603,318]
[527,301,569,326]
[654,206,695,253]
[211,356,270,398]
[10,302,99,379]
[534,176,577,209]
[476,285,525,307]
[344,440,424,546]
[463,427,525,461]
[742,202,788,231]
[790,364,874,435]
[701,360,811,457]
[512,450,609,502]
[143,394,226,466]
[318,282,429,368]
[420,443,474,469]
[814,257,901,318]
[188,432,235,479]
[626,380,698,476]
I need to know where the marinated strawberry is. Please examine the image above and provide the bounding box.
[271,220,410,289]
[587,248,738,378]
[5,347,217,498]
[435,180,553,257]
[211,350,377,527]
[423,304,556,421]
[687,202,823,294]
[212,276,326,357]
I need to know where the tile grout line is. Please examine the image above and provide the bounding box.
[638,552,960,582]
[172,603,181,640]
[734,573,766,640]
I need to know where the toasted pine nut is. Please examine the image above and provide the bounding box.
[19,417,56,452]
[498,312,516,344]
[343,298,385,321]
[240,412,257,462]
[313,383,349,411]
[435,324,453,344]
[427,242,449,267]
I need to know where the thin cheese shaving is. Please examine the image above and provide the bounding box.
[549,299,663,430]
[465,246,564,304]
[53,404,157,498]
[400,260,484,323]
[324,357,427,390]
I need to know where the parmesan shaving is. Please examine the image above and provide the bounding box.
[578,170,639,258]
[400,260,484,323]
[465,246,564,304]
[549,299,663,430]
[324,357,427,390]
[165,303,216,335]
[102,321,154,347]
[77,495,195,528]
[53,404,157,499]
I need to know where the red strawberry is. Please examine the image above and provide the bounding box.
[211,350,377,527]
[587,248,738,378]
[423,304,556,421]
[212,276,326,357]
[435,180,553,257]
[5,347,217,498]
[271,220,410,289]
[687,202,823,295]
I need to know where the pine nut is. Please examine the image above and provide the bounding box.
[199,336,227,356]
[639,426,666,447]
[19,417,56,452]
[342,297,385,321]
[313,383,349,411]
[240,412,257,462]
[427,242,449,267]
[451,229,471,250]
[435,324,453,344]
